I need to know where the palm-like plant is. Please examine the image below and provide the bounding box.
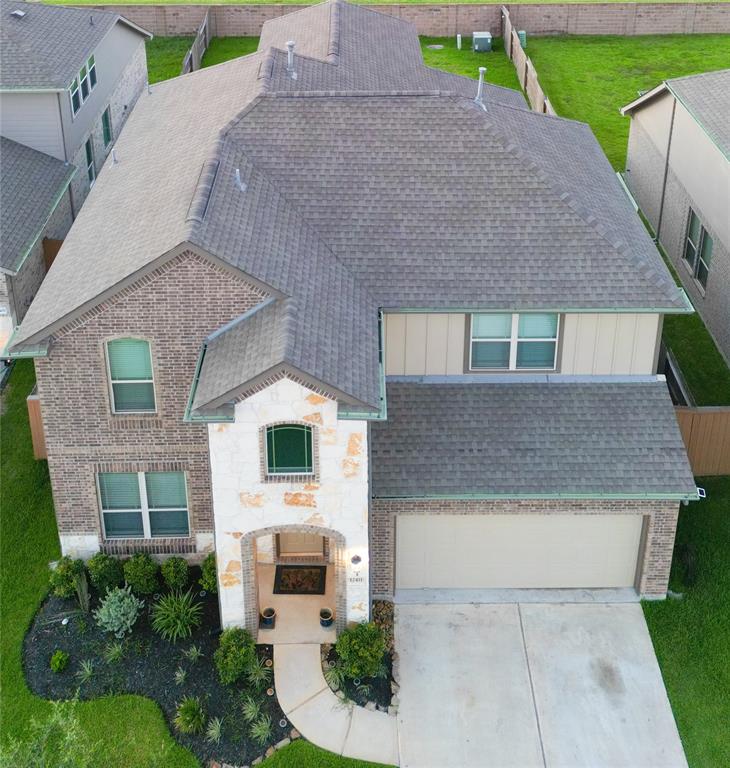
[151,589,203,642]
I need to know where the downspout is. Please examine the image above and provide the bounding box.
[655,97,677,245]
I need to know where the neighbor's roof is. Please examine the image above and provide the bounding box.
[621,69,730,159]
[0,137,76,273]
[370,379,697,499]
[10,0,687,414]
[0,0,150,90]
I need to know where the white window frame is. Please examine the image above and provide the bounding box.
[85,138,96,187]
[104,338,157,415]
[469,313,560,371]
[682,209,713,291]
[68,53,97,118]
[97,471,190,540]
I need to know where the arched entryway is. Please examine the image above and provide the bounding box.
[241,524,347,639]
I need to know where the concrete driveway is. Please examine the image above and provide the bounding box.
[395,602,687,768]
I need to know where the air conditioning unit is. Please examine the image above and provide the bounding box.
[472,32,492,53]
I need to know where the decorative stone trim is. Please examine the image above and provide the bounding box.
[234,370,340,407]
[258,421,320,484]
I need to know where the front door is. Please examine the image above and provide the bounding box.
[277,532,324,559]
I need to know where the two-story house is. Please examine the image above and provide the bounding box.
[8,0,696,641]
[621,70,730,364]
[0,0,150,336]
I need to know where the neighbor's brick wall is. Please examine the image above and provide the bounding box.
[4,188,74,326]
[656,167,730,364]
[35,251,267,552]
[79,3,730,37]
[70,40,148,211]
[371,498,681,598]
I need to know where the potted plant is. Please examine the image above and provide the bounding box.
[260,607,276,629]
[320,608,334,628]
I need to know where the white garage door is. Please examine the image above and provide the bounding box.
[396,514,644,590]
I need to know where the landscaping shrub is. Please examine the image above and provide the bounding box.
[86,553,123,595]
[199,552,217,593]
[49,650,69,673]
[336,621,386,679]
[174,696,206,735]
[240,694,261,724]
[213,627,255,685]
[205,716,224,745]
[245,654,272,691]
[103,641,125,664]
[48,556,84,599]
[151,589,203,642]
[76,659,94,684]
[123,552,159,595]
[93,585,144,638]
[161,556,189,591]
[249,713,273,747]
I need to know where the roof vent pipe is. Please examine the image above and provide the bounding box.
[234,168,247,192]
[286,40,297,80]
[474,67,487,108]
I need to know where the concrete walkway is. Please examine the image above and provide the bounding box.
[274,644,400,766]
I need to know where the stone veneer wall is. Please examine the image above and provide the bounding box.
[35,250,267,558]
[81,3,730,37]
[370,498,680,598]
[70,39,148,212]
[3,188,74,326]
[207,377,370,631]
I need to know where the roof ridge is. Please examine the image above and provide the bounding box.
[458,99,683,306]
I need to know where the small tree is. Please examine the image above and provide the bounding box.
[213,628,255,685]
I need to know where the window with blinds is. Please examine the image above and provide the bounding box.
[470,313,559,371]
[106,338,156,413]
[98,471,189,539]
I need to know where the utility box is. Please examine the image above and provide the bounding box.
[518,30,527,48]
[472,32,492,52]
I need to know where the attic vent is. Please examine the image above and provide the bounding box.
[186,158,220,225]
[10,9,26,18]
[286,41,297,81]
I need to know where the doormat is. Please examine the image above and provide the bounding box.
[274,565,327,595]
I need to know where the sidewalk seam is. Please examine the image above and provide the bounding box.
[518,603,548,768]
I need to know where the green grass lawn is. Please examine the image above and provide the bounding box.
[202,36,260,67]
[421,36,521,91]
[643,476,730,768]
[524,35,730,170]
[0,361,390,767]
[146,36,194,84]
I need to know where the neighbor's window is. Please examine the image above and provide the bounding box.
[470,313,559,370]
[683,209,713,290]
[106,338,156,413]
[85,138,95,186]
[98,471,189,539]
[68,54,97,117]
[266,424,313,475]
[101,106,112,147]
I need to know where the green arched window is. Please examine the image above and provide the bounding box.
[266,424,313,475]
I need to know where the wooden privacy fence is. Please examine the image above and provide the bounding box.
[502,5,555,115]
[181,8,212,74]
[26,387,46,460]
[675,407,730,476]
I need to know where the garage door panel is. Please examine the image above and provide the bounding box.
[396,515,643,590]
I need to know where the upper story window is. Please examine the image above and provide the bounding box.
[470,313,559,370]
[683,209,713,290]
[101,106,113,147]
[105,338,156,413]
[98,471,189,539]
[266,424,313,476]
[69,54,97,117]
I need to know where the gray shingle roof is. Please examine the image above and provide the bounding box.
[10,0,687,414]
[370,380,696,498]
[0,0,148,90]
[668,69,730,158]
[0,137,76,272]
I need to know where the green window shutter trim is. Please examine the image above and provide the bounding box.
[266,424,313,474]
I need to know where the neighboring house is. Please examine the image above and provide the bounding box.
[8,0,696,638]
[621,70,730,364]
[0,138,75,348]
[0,0,150,332]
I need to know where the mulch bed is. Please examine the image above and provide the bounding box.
[23,567,290,766]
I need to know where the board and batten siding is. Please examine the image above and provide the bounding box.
[384,312,661,376]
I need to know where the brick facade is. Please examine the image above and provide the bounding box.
[370,498,681,598]
[35,250,267,555]
[81,3,730,38]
